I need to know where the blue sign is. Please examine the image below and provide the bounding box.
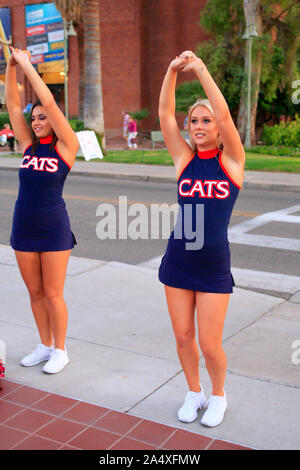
[25,3,62,27]
[0,7,12,74]
[25,2,65,72]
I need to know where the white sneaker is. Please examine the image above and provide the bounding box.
[20,343,54,367]
[178,387,208,423]
[42,347,69,374]
[200,391,227,427]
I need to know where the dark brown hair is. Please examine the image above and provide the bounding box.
[29,100,58,153]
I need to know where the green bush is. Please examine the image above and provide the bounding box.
[261,115,300,148]
[69,118,84,132]
[130,109,149,124]
[246,145,300,157]
[0,112,12,129]
[0,111,31,129]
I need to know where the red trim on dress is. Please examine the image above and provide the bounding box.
[218,152,241,189]
[22,143,32,155]
[40,135,53,144]
[54,145,71,170]
[197,147,219,159]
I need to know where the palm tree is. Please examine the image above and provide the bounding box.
[55,0,105,148]
[54,0,84,117]
[82,0,105,148]
[54,0,83,24]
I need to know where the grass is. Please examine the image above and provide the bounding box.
[96,149,174,166]
[244,153,300,173]
[2,148,300,173]
[95,149,300,173]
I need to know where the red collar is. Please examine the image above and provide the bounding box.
[197,147,219,159]
[40,135,53,144]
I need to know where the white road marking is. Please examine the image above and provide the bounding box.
[139,205,300,294]
[230,268,300,294]
[228,204,300,251]
[138,256,300,295]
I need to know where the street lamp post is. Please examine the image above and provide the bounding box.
[63,20,76,121]
[242,0,259,149]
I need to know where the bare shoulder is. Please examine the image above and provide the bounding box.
[175,147,195,180]
[220,150,245,189]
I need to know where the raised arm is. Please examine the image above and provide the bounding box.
[9,47,79,164]
[5,54,32,152]
[158,57,194,173]
[181,51,245,168]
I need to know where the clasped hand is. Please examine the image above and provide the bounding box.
[9,46,31,67]
[170,51,202,72]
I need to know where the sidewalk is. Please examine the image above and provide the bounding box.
[1,245,300,450]
[1,152,300,192]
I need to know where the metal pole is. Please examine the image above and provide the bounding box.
[245,35,252,148]
[63,19,69,121]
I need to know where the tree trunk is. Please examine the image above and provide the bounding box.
[83,0,105,149]
[54,0,84,119]
[237,0,262,146]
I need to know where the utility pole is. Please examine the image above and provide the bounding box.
[63,20,77,121]
[242,0,259,148]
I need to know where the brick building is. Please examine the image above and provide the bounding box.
[0,0,209,134]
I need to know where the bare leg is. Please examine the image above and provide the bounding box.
[164,285,201,392]
[40,250,71,351]
[14,250,53,346]
[196,292,230,396]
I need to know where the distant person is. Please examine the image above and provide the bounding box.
[0,123,15,151]
[122,110,130,147]
[23,100,32,114]
[128,116,137,149]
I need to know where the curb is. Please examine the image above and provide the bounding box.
[66,171,300,193]
[1,164,300,192]
[241,181,300,193]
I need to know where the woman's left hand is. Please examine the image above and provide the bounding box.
[178,51,203,72]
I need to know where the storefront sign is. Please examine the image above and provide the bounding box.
[0,7,11,76]
[25,3,65,74]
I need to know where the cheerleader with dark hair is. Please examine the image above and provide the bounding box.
[6,47,79,374]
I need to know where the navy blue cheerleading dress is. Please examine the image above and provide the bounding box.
[10,135,76,252]
[158,148,240,293]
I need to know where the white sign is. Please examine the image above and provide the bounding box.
[28,42,49,55]
[76,130,103,161]
[48,29,64,43]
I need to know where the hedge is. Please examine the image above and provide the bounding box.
[261,115,300,148]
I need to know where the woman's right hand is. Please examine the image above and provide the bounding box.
[169,55,189,72]
[9,47,31,69]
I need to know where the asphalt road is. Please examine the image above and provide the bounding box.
[1,170,299,299]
